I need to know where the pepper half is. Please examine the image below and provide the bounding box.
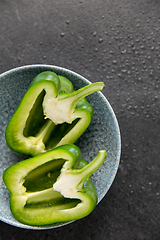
[5,71,104,156]
[3,144,106,226]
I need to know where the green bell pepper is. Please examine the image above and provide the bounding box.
[3,144,106,226]
[5,71,104,156]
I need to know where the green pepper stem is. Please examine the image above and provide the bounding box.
[58,82,104,112]
[53,150,106,198]
[76,150,107,190]
[43,82,104,125]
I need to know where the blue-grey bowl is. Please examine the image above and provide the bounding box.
[0,64,121,230]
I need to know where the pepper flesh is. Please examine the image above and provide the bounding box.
[5,71,104,156]
[3,144,106,226]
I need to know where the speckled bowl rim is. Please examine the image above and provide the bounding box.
[0,64,121,230]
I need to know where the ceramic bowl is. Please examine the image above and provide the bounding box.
[0,64,121,229]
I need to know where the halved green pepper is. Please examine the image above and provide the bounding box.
[3,144,106,226]
[5,71,104,156]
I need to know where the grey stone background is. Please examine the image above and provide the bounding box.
[0,0,160,239]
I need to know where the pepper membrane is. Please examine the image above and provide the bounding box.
[5,71,104,156]
[3,144,106,226]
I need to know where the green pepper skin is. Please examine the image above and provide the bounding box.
[3,144,106,226]
[5,72,104,156]
[29,71,74,94]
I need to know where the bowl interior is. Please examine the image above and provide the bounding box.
[0,65,121,229]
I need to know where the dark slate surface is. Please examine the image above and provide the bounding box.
[0,0,160,239]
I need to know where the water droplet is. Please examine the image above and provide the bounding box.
[99,38,103,43]
[140,45,145,49]
[121,49,126,54]
[60,32,65,37]
[110,50,114,54]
